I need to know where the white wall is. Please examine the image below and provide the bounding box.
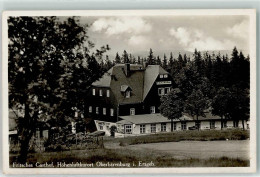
[94,120,117,136]
[120,119,250,135]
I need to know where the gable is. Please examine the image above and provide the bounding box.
[143,65,169,101]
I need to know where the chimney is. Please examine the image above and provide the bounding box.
[124,63,130,77]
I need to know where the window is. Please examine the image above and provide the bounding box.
[99,89,103,96]
[130,108,135,115]
[125,125,132,134]
[89,106,92,113]
[103,108,106,115]
[165,87,171,94]
[159,74,163,78]
[164,74,168,78]
[158,88,165,96]
[140,124,145,134]
[126,91,130,98]
[96,107,99,114]
[181,122,187,130]
[210,121,215,129]
[92,88,96,95]
[173,122,177,130]
[161,123,166,132]
[110,108,114,116]
[74,111,78,117]
[150,106,155,114]
[107,90,110,97]
[151,124,156,133]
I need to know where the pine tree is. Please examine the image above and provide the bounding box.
[183,54,188,65]
[163,54,167,69]
[147,48,156,65]
[137,56,141,64]
[169,52,174,67]
[122,50,129,63]
[156,56,162,66]
[115,52,121,64]
[105,55,113,70]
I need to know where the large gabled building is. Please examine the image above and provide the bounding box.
[84,63,175,123]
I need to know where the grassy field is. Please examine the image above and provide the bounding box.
[10,129,250,167]
[113,129,249,146]
[10,148,249,167]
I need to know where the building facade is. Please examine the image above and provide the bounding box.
[116,113,250,135]
[84,64,175,123]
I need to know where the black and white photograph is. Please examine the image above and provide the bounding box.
[2,10,256,174]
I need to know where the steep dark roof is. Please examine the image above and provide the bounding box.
[110,64,144,104]
[91,64,170,105]
[92,68,113,87]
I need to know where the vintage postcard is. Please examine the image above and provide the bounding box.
[2,10,256,174]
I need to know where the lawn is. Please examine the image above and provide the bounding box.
[113,129,249,146]
[10,148,249,167]
[10,129,250,167]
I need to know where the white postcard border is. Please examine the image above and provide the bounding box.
[2,9,257,174]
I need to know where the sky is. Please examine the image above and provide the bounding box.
[77,15,250,58]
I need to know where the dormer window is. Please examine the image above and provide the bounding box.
[92,88,96,96]
[159,75,163,78]
[121,85,132,98]
[164,74,168,78]
[126,91,131,98]
[99,89,103,96]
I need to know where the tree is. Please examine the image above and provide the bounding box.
[185,88,210,130]
[159,88,185,132]
[122,50,129,63]
[156,56,162,66]
[183,54,188,65]
[115,52,121,64]
[229,87,249,130]
[147,48,156,65]
[169,52,174,67]
[212,87,233,129]
[104,55,113,70]
[193,49,204,77]
[162,54,167,69]
[137,56,141,64]
[8,16,107,163]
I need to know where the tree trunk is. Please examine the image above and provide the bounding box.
[18,134,32,163]
[242,119,245,130]
[17,103,37,163]
[221,116,223,130]
[196,115,199,131]
[171,119,173,132]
